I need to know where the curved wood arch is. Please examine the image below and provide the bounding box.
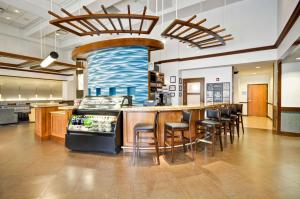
[49,5,159,37]
[72,38,164,60]
[161,17,233,49]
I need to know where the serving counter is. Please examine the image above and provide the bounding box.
[32,104,68,140]
[121,104,207,149]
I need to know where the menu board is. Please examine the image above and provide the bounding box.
[206,82,230,103]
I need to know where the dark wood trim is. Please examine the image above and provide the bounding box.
[274,1,300,47]
[239,102,247,103]
[72,38,164,60]
[0,75,66,81]
[183,78,205,105]
[277,60,282,133]
[281,107,300,112]
[0,66,73,76]
[267,102,273,105]
[279,131,300,137]
[154,1,300,65]
[155,45,274,64]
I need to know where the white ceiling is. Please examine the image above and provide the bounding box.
[0,0,245,50]
[234,61,274,76]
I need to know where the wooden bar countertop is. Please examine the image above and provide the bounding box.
[121,104,206,112]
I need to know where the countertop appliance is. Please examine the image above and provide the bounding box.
[66,96,132,154]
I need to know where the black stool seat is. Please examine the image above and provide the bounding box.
[165,122,189,129]
[134,123,154,131]
[201,119,221,127]
[220,117,231,122]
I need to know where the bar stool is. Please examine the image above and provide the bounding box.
[229,104,240,138]
[195,109,223,156]
[236,104,244,134]
[164,111,193,162]
[220,108,233,145]
[132,112,160,165]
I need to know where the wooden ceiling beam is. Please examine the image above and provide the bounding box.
[0,66,72,76]
[48,11,84,36]
[138,6,147,35]
[176,18,206,37]
[101,5,118,34]
[83,6,108,31]
[167,15,197,35]
[0,62,19,67]
[128,5,132,35]
[191,28,226,41]
[61,8,98,35]
[185,25,220,40]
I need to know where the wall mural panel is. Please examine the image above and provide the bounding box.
[87,46,148,105]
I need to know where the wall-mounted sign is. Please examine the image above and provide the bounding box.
[206,82,230,103]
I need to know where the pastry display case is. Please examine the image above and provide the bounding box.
[65,96,132,154]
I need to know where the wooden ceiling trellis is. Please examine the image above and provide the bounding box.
[0,51,82,76]
[161,15,233,49]
[48,5,159,36]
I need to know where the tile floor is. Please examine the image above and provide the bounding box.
[0,123,300,199]
[243,116,273,130]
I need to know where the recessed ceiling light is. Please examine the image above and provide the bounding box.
[5,16,10,20]
[255,66,261,69]
[14,9,20,13]
[55,33,60,36]
[252,72,257,75]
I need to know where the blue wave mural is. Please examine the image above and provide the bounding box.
[87,46,148,105]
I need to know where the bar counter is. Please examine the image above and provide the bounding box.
[122,104,207,149]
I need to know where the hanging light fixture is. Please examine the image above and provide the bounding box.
[40,51,59,68]
[41,0,59,68]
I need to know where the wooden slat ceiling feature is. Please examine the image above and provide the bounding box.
[48,5,159,36]
[0,51,82,75]
[161,16,233,49]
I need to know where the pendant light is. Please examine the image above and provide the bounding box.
[41,0,59,68]
[40,51,58,68]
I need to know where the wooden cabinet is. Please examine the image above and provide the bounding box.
[50,110,73,142]
[35,107,59,140]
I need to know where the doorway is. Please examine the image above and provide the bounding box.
[183,78,205,105]
[247,84,268,117]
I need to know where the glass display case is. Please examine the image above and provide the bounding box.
[66,96,132,154]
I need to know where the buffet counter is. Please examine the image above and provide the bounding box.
[122,104,207,149]
[33,103,67,140]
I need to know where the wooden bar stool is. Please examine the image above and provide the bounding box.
[220,108,233,145]
[132,112,160,165]
[236,104,245,134]
[164,111,193,162]
[229,104,240,138]
[195,109,223,156]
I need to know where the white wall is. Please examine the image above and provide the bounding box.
[281,62,300,107]
[152,0,277,63]
[162,66,232,105]
[234,73,273,118]
[277,0,299,34]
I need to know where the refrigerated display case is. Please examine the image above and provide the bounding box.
[65,96,132,154]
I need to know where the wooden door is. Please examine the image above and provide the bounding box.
[183,78,205,105]
[248,84,268,117]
